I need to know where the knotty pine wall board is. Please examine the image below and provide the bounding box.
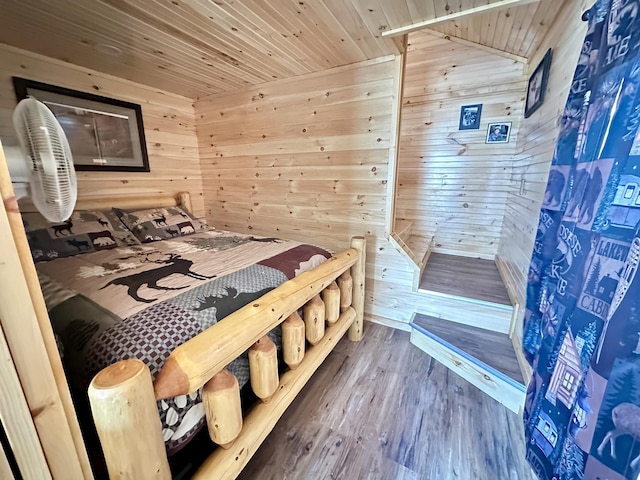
[195,56,446,325]
[0,43,205,217]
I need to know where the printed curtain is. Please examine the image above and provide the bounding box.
[523,1,640,479]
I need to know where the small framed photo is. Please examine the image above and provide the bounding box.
[486,122,512,144]
[13,77,150,172]
[459,104,482,130]
[525,48,553,118]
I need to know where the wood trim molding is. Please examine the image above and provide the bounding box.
[382,0,542,38]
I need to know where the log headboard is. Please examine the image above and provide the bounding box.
[19,191,193,215]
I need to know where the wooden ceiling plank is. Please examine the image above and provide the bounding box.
[497,2,530,53]
[149,0,305,80]
[406,0,436,24]
[509,2,539,56]
[346,0,402,54]
[242,1,345,70]
[184,1,321,76]
[304,0,372,60]
[199,0,328,73]
[106,0,280,84]
[494,9,518,52]
[13,0,261,92]
[0,20,218,97]
[517,0,565,58]
[282,0,357,65]
[319,0,389,58]
[489,10,505,48]
[0,44,198,113]
[381,0,541,37]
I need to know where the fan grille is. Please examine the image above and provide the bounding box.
[12,97,77,222]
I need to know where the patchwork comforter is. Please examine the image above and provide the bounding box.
[37,229,330,454]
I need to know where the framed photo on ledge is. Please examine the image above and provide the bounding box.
[13,77,150,172]
[525,48,553,118]
[459,104,482,130]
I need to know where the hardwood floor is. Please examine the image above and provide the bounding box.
[237,323,534,480]
[420,253,511,306]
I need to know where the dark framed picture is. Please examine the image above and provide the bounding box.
[486,122,512,144]
[459,104,482,130]
[525,48,553,118]
[13,77,150,172]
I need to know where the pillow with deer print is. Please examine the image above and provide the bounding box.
[22,210,140,262]
[113,205,210,243]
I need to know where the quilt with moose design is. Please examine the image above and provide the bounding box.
[37,229,330,454]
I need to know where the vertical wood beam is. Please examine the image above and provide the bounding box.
[349,236,366,341]
[0,321,50,479]
[386,42,407,235]
[0,143,89,479]
[88,360,171,480]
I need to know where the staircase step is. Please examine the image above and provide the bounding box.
[410,314,525,414]
[415,290,513,333]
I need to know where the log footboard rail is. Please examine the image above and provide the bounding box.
[88,236,366,479]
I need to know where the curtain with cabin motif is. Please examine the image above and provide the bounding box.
[523,1,640,479]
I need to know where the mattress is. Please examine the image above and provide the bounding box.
[37,229,330,454]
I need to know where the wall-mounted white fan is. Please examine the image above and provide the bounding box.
[5,97,77,222]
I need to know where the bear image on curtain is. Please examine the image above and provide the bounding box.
[523,1,640,479]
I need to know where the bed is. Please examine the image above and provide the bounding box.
[24,192,366,479]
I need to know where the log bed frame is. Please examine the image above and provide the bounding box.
[22,191,365,479]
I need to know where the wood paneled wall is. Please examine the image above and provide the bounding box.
[497,0,589,334]
[396,32,526,258]
[195,57,396,253]
[0,43,205,217]
[195,56,426,325]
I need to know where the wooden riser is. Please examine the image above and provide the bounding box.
[409,322,526,414]
[414,289,513,333]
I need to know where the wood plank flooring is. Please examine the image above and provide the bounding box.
[413,314,524,384]
[236,323,534,480]
[420,253,511,306]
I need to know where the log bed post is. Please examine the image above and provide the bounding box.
[88,359,171,480]
[348,236,366,341]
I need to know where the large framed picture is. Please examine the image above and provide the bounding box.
[525,48,553,118]
[13,77,150,172]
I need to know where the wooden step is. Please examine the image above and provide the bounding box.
[416,252,514,333]
[414,289,513,333]
[410,313,526,414]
